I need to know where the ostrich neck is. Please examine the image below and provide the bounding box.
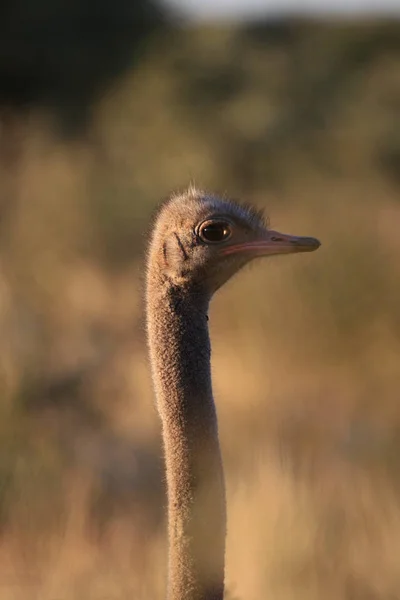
[146,280,226,600]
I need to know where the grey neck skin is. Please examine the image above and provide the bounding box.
[146,277,226,600]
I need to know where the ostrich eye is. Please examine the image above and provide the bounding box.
[199,221,232,244]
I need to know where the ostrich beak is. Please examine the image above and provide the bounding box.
[221,229,321,257]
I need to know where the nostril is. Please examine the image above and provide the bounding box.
[271,236,283,242]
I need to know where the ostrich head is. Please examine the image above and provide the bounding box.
[148,187,320,296]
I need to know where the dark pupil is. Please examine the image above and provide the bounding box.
[202,223,229,242]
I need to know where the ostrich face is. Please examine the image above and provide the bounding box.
[149,188,320,295]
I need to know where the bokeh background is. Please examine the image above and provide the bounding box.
[1,1,400,598]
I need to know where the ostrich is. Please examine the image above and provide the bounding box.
[145,187,320,600]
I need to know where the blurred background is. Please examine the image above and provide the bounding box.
[1,0,400,598]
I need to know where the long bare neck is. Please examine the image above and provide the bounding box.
[146,275,226,600]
